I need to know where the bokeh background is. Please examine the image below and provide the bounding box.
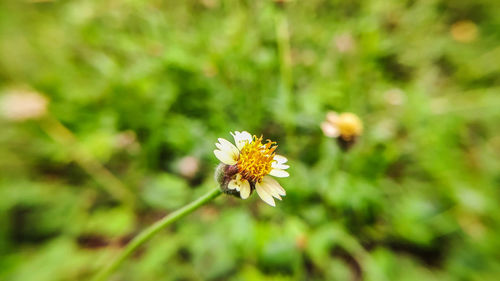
[1,0,500,280]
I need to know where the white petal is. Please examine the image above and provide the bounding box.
[228,179,240,191]
[214,150,237,165]
[260,181,281,200]
[269,168,289,178]
[321,122,340,138]
[272,161,290,170]
[262,176,286,196]
[326,111,339,123]
[273,154,288,164]
[239,180,251,199]
[218,138,239,156]
[215,142,223,150]
[255,182,276,207]
[231,131,253,150]
[215,137,239,163]
[241,131,252,142]
[228,174,251,199]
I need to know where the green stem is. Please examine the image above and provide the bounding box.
[92,188,222,281]
[275,11,293,118]
[276,12,292,94]
[39,115,135,206]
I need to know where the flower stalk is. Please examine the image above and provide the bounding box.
[92,188,222,281]
[39,115,136,206]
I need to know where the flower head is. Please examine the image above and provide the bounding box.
[214,131,289,207]
[321,111,363,150]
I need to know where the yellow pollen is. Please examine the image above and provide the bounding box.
[237,135,277,183]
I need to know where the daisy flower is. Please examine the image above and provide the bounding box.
[214,131,289,207]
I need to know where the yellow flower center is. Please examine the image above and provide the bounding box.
[337,113,363,140]
[237,135,277,183]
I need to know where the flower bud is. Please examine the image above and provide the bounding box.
[214,163,241,197]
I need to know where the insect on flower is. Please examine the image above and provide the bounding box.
[214,131,289,207]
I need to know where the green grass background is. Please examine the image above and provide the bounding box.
[1,0,499,280]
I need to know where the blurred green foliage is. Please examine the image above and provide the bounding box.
[1,0,500,280]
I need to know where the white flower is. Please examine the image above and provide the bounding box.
[214,131,289,207]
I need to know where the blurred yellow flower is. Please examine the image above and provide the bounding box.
[321,111,363,141]
[214,131,289,207]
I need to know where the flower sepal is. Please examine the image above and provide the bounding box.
[215,163,243,198]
